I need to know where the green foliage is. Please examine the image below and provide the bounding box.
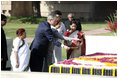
[107,10,117,25]
[62,48,66,61]
[4,23,38,38]
[81,22,108,31]
[4,22,108,39]
[7,16,47,24]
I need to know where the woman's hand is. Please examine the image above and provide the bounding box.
[15,62,19,68]
[14,51,19,68]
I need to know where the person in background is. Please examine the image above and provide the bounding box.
[1,14,8,70]
[10,28,30,72]
[65,13,82,31]
[53,10,66,63]
[64,20,86,59]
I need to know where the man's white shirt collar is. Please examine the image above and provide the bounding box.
[51,26,56,29]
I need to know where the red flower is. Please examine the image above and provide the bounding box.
[105,11,117,34]
[113,22,117,30]
[105,21,117,33]
[108,21,111,26]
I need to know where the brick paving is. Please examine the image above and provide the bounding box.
[25,37,34,43]
[25,28,110,43]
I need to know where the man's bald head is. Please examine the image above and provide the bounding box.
[68,13,74,21]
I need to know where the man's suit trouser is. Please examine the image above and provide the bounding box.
[42,50,53,72]
[30,52,44,72]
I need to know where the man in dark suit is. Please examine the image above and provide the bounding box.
[65,13,82,31]
[29,12,70,72]
[1,14,8,70]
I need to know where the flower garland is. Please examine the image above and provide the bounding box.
[58,53,117,67]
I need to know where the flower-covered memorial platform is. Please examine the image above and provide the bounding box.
[49,53,117,77]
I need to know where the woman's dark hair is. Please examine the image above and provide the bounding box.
[1,14,7,20]
[54,10,62,15]
[70,20,77,25]
[16,28,25,36]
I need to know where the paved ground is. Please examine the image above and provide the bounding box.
[84,28,110,35]
[25,28,110,43]
[25,37,34,43]
[1,71,116,79]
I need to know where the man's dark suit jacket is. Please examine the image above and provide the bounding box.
[64,19,82,31]
[30,21,61,57]
[1,28,8,61]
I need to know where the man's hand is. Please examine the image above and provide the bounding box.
[63,45,70,50]
[1,58,3,62]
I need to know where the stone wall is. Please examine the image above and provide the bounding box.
[1,1,117,21]
[40,1,94,21]
[1,1,11,16]
[1,1,32,16]
[11,1,32,16]
[40,1,117,21]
